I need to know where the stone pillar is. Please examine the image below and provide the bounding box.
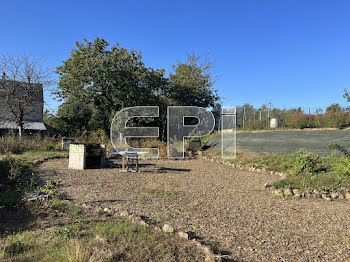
[68,144,86,170]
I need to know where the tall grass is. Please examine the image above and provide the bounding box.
[0,135,61,154]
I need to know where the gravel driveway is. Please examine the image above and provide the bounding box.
[38,158,350,261]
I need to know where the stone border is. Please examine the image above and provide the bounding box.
[81,204,227,262]
[202,153,350,202]
[264,185,350,201]
[201,153,288,178]
[32,155,68,167]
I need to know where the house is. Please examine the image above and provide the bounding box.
[0,73,46,134]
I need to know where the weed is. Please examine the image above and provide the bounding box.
[145,188,177,199]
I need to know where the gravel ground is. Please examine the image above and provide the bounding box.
[38,158,350,261]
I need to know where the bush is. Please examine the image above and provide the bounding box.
[286,150,321,175]
[285,113,316,129]
[334,158,350,176]
[0,135,61,154]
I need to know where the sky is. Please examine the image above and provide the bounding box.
[1,0,350,112]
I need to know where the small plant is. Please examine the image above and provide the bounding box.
[41,180,60,195]
[52,227,75,239]
[4,240,26,256]
[287,150,320,175]
[328,143,350,157]
[145,188,177,199]
[334,158,350,176]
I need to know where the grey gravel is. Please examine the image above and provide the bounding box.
[38,158,350,261]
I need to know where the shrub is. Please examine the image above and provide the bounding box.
[334,158,350,176]
[0,135,61,154]
[287,150,321,175]
[285,113,316,129]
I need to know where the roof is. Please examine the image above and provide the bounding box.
[0,121,47,131]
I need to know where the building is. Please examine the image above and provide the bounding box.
[0,74,46,133]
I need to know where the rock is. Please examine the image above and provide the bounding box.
[103,207,112,213]
[162,224,174,233]
[23,191,46,202]
[345,192,350,199]
[339,192,345,199]
[330,192,339,199]
[292,189,301,198]
[205,255,215,262]
[82,203,87,208]
[304,190,311,198]
[283,188,293,196]
[313,189,321,198]
[202,246,213,255]
[95,234,107,244]
[273,189,283,197]
[264,183,271,189]
[139,220,149,226]
[178,231,189,239]
[120,211,129,217]
[321,193,332,201]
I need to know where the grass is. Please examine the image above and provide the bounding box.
[204,147,350,192]
[0,149,204,261]
[0,217,204,262]
[145,188,178,199]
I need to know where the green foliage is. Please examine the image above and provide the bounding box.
[0,135,61,154]
[328,143,350,157]
[54,37,169,136]
[3,240,27,256]
[287,150,321,175]
[52,227,75,239]
[334,158,350,176]
[0,189,22,208]
[41,180,60,196]
[169,53,219,108]
[145,188,177,199]
[326,103,342,113]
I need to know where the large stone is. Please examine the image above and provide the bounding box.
[23,191,46,202]
[205,255,215,262]
[162,224,174,233]
[313,189,321,198]
[292,189,301,198]
[345,192,350,199]
[273,189,284,197]
[321,193,332,201]
[264,183,271,189]
[178,231,189,240]
[283,188,293,196]
[120,211,129,217]
[330,192,339,199]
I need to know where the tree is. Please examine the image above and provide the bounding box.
[169,53,219,108]
[54,38,169,135]
[0,54,51,137]
[326,103,342,113]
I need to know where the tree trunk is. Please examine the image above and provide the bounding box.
[18,123,23,138]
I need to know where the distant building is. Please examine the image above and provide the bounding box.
[0,73,46,133]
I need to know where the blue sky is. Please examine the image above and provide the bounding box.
[1,0,350,112]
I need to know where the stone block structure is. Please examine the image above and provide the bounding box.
[68,143,106,170]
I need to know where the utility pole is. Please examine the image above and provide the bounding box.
[243,105,246,128]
